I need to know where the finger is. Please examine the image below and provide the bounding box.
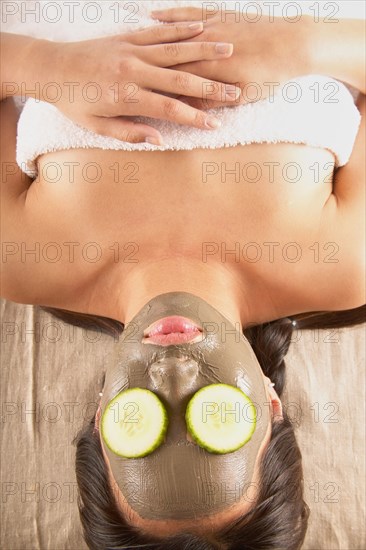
[81,116,164,145]
[175,96,227,110]
[150,7,217,22]
[143,66,240,103]
[169,60,217,79]
[138,89,222,131]
[176,95,245,110]
[143,41,234,67]
[126,21,204,46]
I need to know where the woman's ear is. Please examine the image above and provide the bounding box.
[264,376,283,421]
[94,402,102,433]
[269,386,283,422]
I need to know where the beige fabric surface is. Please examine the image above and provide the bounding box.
[1,298,365,549]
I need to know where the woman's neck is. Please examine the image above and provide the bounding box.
[87,257,281,329]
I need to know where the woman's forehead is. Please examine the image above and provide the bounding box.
[102,417,271,523]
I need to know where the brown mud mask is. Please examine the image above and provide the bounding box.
[100,292,270,520]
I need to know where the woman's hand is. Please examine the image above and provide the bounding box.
[29,23,241,144]
[151,6,314,109]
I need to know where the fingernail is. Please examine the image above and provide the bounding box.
[145,136,164,146]
[205,116,221,129]
[224,85,241,100]
[215,43,232,55]
[150,10,161,18]
[188,22,203,30]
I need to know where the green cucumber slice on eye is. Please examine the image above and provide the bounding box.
[185,383,256,454]
[101,388,168,458]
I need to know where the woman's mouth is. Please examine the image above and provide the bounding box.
[142,316,203,346]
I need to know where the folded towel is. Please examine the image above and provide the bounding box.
[16,73,361,178]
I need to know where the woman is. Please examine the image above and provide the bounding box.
[1,2,365,549]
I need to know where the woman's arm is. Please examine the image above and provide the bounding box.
[0,97,32,198]
[0,29,240,143]
[310,18,365,94]
[150,8,365,106]
[332,92,365,219]
[0,97,33,301]
[319,92,365,308]
[0,33,50,102]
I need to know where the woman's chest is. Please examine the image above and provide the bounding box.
[16,142,338,309]
[31,142,335,258]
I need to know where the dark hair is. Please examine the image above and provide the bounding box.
[41,304,365,550]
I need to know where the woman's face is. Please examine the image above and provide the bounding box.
[99,292,276,527]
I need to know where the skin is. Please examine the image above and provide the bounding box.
[95,292,283,536]
[2,137,363,326]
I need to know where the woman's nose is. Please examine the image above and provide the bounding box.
[148,355,201,403]
[148,356,201,445]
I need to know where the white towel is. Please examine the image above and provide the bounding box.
[16,73,361,177]
[5,1,362,177]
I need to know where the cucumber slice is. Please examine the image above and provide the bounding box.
[101,388,168,458]
[185,383,256,454]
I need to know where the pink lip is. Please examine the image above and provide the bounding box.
[142,316,203,346]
